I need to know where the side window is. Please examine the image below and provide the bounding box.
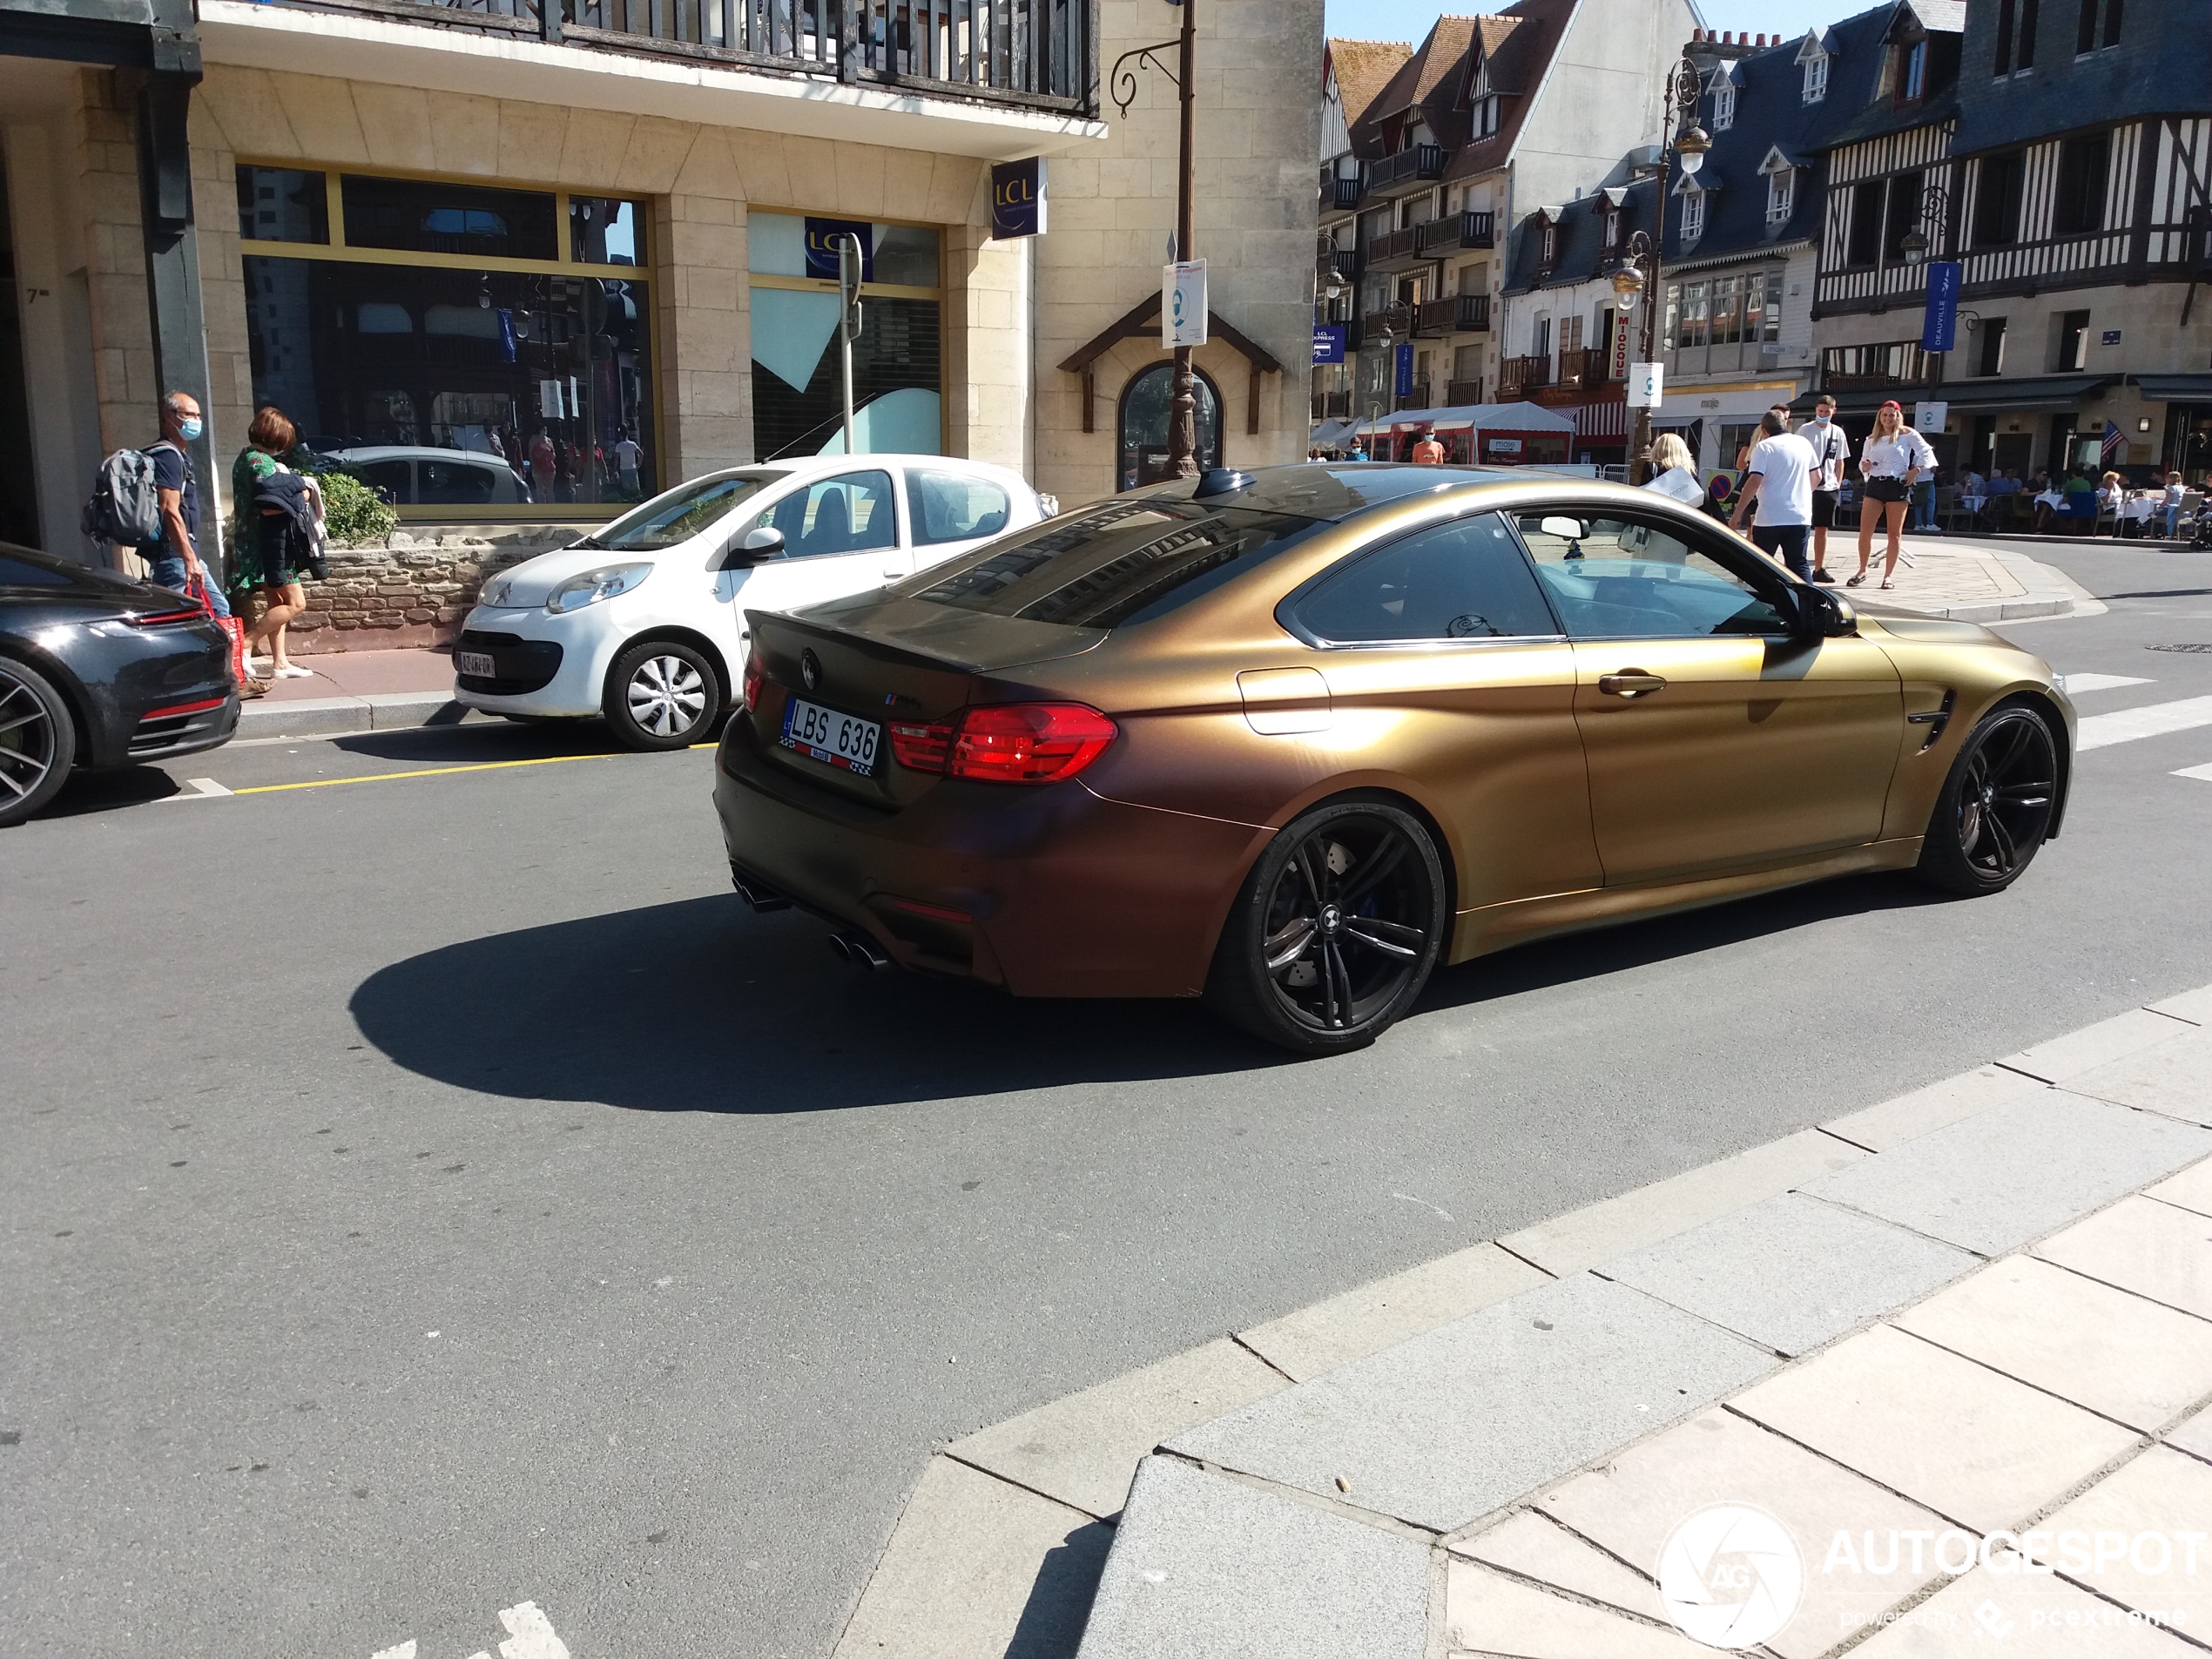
[419,459,497,505]
[354,459,415,504]
[1292,512,1559,644]
[911,469,1011,545]
[763,469,897,559]
[1514,510,1790,639]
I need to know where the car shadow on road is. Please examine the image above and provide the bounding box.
[349,894,1295,1112]
[37,765,184,819]
[319,719,631,765]
[352,871,1950,1113]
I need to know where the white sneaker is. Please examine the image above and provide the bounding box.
[275,664,314,678]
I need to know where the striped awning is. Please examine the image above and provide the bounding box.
[1570,399,1629,439]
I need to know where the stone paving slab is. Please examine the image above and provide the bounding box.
[1496,1129,1865,1277]
[1892,1255,2212,1433]
[2146,1156,2212,1220]
[2033,1195,2212,1320]
[1597,1191,1979,1356]
[2168,1403,2212,1463]
[2057,1029,2212,1127]
[2151,986,2212,1027]
[1442,1560,1713,1658]
[1847,1565,2201,1657]
[1798,1090,2212,1256]
[948,1339,1288,1521]
[1728,1325,2141,1534]
[1529,1406,1953,1659]
[2036,1447,2212,1635]
[1821,1065,2051,1153]
[1996,1008,2200,1084]
[831,1455,1109,1659]
[1071,1455,1429,1659]
[1168,1272,1775,1534]
[1447,1508,1669,1624]
[1238,1242,1548,1384]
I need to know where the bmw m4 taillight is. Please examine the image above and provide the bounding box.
[892,704,1117,785]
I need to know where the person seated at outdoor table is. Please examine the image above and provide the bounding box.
[1986,469,2021,496]
[2099,470,2128,535]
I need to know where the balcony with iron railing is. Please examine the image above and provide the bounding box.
[1496,354,1553,395]
[1360,302,1413,341]
[1417,210,1494,256]
[1365,226,1424,272]
[1311,389,1354,420]
[1396,382,1433,411]
[260,0,1099,115]
[1365,144,1444,195]
[1413,293,1488,334]
[1445,377,1483,406]
[1318,163,1362,212]
[1317,240,1363,288]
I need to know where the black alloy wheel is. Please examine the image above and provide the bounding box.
[0,658,75,828]
[1916,703,2059,895]
[1207,799,1447,1054]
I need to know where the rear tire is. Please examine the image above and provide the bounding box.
[1205,798,1447,1055]
[0,658,76,827]
[1915,702,2059,895]
[603,640,722,752]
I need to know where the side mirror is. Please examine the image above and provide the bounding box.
[723,525,786,568]
[1794,584,1858,637]
[1538,516,1586,540]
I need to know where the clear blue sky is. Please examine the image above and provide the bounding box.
[1323,0,1844,46]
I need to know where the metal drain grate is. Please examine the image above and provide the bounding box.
[2147,644,2212,653]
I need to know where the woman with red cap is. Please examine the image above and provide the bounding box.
[1851,400,1934,589]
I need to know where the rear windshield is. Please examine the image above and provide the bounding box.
[907,496,1325,629]
[580,471,779,552]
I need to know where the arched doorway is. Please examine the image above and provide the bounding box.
[1118,362,1222,489]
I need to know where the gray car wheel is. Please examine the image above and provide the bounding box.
[603,640,722,752]
[0,658,76,827]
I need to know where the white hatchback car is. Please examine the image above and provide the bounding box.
[453,455,1049,749]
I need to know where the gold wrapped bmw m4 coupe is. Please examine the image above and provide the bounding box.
[712,465,2074,1054]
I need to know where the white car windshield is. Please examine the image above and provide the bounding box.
[579,472,780,551]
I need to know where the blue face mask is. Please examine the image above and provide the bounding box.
[1813,415,1831,425]
[178,417,204,442]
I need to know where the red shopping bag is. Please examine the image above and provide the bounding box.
[188,575,248,687]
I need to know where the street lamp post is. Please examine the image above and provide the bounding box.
[1112,0,1202,478]
[1609,54,1710,485]
[1898,185,1954,392]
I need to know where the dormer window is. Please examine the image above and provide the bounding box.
[1470,58,1502,138]
[1713,82,1737,131]
[1541,222,1557,265]
[1797,34,1831,103]
[1767,170,1794,225]
[1902,38,1929,98]
[1681,185,1706,244]
[1604,210,1621,249]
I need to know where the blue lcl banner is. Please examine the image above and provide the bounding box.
[805,218,874,281]
[1395,341,1414,398]
[1312,324,1346,365]
[1921,260,1962,353]
[990,158,1046,239]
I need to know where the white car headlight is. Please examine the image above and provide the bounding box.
[479,574,516,608]
[547,563,652,614]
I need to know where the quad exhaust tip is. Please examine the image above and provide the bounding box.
[829,931,893,971]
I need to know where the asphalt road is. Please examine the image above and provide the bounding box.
[5,538,2211,1659]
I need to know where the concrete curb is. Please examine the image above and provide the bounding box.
[1871,542,2107,624]
[234,690,471,739]
[826,986,2212,1659]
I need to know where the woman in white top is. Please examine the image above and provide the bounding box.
[1852,400,1936,589]
[1639,432,1705,505]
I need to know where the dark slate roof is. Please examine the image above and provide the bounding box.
[1440,0,1577,185]
[1952,2,2212,155]
[1501,179,1659,295]
[1808,0,1965,150]
[1657,3,1899,266]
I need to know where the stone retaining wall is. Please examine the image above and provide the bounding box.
[282,526,586,654]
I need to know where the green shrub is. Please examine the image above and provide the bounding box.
[319,470,399,547]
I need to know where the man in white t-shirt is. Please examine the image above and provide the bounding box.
[611,431,644,498]
[1728,408,1817,579]
[1801,393,1850,583]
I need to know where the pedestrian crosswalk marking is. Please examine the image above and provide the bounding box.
[367,1599,569,1659]
[2075,695,2212,752]
[2060,673,2153,695]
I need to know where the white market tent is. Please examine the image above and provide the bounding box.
[1352,399,1576,439]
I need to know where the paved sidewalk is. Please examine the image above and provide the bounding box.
[238,646,469,738]
[1845,536,2103,624]
[830,984,2212,1659]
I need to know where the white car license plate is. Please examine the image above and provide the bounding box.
[780,696,881,778]
[456,651,496,678]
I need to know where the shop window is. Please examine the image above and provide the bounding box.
[747,211,944,462]
[1118,363,1222,489]
[239,165,654,518]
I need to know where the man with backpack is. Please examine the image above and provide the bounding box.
[138,391,230,619]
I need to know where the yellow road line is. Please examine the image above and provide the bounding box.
[222,741,718,795]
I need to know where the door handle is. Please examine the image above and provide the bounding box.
[1598,671,1667,698]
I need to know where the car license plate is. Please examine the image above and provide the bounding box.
[456,651,496,678]
[780,696,881,778]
